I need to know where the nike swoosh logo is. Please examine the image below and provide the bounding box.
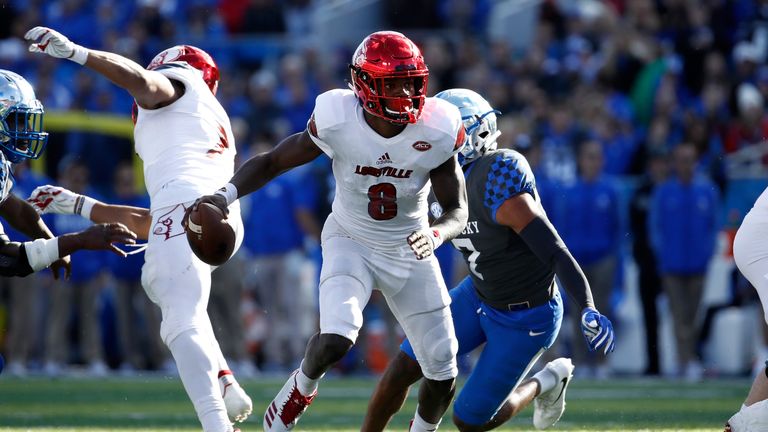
[553,377,568,402]
[529,330,546,337]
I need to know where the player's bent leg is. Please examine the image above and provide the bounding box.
[404,308,458,431]
[362,350,424,432]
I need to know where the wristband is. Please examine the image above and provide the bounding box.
[74,195,97,219]
[24,238,60,271]
[215,183,238,206]
[68,45,88,65]
[428,228,443,250]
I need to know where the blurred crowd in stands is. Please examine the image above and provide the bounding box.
[0,0,767,381]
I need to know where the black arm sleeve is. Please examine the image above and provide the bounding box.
[0,241,35,277]
[518,216,595,310]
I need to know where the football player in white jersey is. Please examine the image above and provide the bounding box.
[193,31,469,432]
[24,27,252,432]
[724,187,768,432]
[0,69,137,277]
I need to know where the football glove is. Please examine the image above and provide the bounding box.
[24,26,88,65]
[580,307,615,355]
[407,228,443,260]
[28,185,97,218]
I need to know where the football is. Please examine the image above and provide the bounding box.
[185,202,235,266]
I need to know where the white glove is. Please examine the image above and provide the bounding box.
[24,26,88,65]
[27,185,97,218]
[407,228,443,260]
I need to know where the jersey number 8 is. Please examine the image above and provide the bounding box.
[367,183,397,220]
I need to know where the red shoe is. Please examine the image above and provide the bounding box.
[263,369,317,431]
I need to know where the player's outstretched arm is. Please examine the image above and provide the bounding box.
[496,193,615,354]
[0,223,136,277]
[408,156,468,260]
[0,193,71,279]
[196,130,323,215]
[24,27,179,108]
[28,185,151,240]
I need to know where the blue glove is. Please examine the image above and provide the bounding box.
[580,307,615,354]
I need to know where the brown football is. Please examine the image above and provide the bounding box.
[185,202,235,266]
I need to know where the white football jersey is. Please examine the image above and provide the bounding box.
[309,89,463,248]
[751,187,768,216]
[133,63,236,211]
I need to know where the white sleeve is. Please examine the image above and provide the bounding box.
[308,114,334,159]
[307,89,353,159]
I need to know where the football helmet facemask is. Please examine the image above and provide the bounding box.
[0,70,48,163]
[349,31,429,124]
[435,88,501,166]
[0,151,13,204]
[148,45,220,95]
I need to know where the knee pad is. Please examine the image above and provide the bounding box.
[419,320,458,381]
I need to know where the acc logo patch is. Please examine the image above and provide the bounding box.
[412,141,432,151]
[429,201,443,219]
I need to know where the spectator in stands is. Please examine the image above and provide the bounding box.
[556,140,622,379]
[629,148,669,376]
[44,157,108,377]
[649,142,719,381]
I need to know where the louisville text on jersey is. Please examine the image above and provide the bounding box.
[354,165,413,179]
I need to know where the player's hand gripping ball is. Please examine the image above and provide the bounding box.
[184,202,235,266]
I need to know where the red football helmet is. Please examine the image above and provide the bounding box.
[349,31,429,124]
[147,45,220,95]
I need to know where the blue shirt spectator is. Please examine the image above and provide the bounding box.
[649,144,720,275]
[241,162,316,256]
[555,142,622,266]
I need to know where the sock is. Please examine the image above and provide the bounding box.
[296,359,322,395]
[410,409,441,432]
[533,367,557,394]
[168,328,230,432]
[218,369,239,392]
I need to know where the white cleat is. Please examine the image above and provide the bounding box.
[533,358,575,429]
[263,369,317,432]
[219,370,253,423]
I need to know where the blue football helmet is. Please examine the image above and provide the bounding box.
[0,70,48,163]
[435,88,500,166]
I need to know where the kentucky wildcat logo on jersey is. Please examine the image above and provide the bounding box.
[354,165,413,179]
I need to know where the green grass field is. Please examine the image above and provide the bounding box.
[0,375,749,431]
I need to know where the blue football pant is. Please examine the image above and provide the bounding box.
[402,276,563,425]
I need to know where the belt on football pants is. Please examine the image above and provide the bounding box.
[486,282,555,312]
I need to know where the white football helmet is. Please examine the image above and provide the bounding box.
[435,88,500,166]
[0,70,48,163]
